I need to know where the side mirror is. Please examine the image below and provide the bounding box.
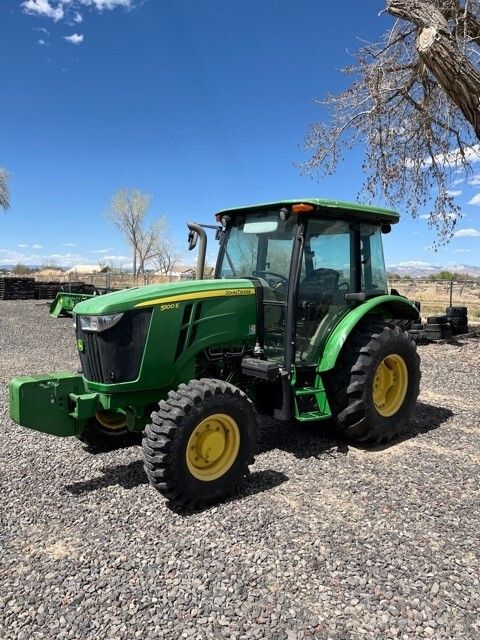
[188,230,198,251]
[215,227,227,245]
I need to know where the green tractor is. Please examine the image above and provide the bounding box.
[9,199,420,508]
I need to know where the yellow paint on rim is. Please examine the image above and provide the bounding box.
[95,410,127,431]
[372,354,408,417]
[186,413,240,481]
[134,287,255,308]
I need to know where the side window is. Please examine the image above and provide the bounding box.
[301,219,355,294]
[361,225,388,294]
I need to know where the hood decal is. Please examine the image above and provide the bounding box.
[134,286,255,308]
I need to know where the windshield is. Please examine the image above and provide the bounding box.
[219,211,295,285]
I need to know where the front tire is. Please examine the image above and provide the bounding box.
[78,411,141,450]
[143,379,256,509]
[327,323,421,443]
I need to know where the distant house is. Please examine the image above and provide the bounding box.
[156,265,215,280]
[171,265,196,280]
[67,264,102,274]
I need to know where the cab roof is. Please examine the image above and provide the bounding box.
[216,198,399,224]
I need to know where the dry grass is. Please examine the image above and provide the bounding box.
[390,280,480,319]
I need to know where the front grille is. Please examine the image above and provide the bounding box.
[77,309,152,384]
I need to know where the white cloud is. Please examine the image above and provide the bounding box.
[434,144,480,167]
[420,212,456,221]
[0,246,130,267]
[38,38,47,45]
[453,177,464,186]
[467,193,480,206]
[31,243,43,249]
[22,0,64,22]
[446,189,462,197]
[101,254,131,264]
[23,0,135,30]
[64,33,84,44]
[80,0,133,9]
[0,247,111,268]
[407,144,480,169]
[453,228,480,238]
[61,242,76,247]
[467,174,480,186]
[454,248,472,254]
[87,248,113,254]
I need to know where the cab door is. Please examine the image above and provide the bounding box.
[295,218,358,365]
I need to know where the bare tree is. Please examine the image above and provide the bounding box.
[106,189,151,281]
[0,168,10,210]
[151,220,183,279]
[301,0,480,243]
[105,190,182,281]
[136,219,166,278]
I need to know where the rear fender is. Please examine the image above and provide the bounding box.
[317,295,419,373]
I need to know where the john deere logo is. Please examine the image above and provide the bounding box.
[77,339,84,353]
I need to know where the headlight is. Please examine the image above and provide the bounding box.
[78,313,124,333]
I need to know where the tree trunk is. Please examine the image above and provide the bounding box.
[387,0,480,139]
[133,249,137,284]
[417,25,480,138]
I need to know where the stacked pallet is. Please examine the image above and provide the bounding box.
[0,277,36,300]
[65,282,97,295]
[35,281,102,299]
[35,281,62,299]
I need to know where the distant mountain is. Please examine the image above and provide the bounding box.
[387,261,480,277]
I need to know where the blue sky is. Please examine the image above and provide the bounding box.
[1,0,480,270]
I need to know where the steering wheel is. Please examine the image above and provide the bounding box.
[252,270,288,289]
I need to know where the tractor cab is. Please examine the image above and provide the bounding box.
[211,200,394,367]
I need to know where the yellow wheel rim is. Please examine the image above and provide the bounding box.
[186,413,240,482]
[372,354,408,417]
[95,410,127,431]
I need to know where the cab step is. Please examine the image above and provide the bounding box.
[294,384,331,422]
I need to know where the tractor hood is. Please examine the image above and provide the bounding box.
[73,279,256,315]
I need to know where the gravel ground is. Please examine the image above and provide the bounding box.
[1,300,479,640]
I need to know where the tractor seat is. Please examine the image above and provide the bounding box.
[299,268,341,303]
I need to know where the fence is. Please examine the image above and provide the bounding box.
[390,279,480,319]
[30,271,181,290]
[6,272,480,319]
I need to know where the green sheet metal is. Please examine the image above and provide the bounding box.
[216,198,399,223]
[49,292,95,318]
[73,278,256,315]
[316,295,420,373]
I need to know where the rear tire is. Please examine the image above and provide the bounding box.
[143,379,256,509]
[327,323,421,443]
